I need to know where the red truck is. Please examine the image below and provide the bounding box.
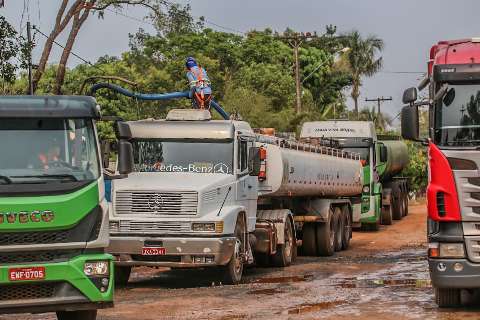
[402,38,480,307]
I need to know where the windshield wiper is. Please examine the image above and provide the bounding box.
[12,174,79,182]
[0,175,12,185]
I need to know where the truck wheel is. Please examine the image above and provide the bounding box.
[221,216,245,285]
[272,218,294,267]
[57,310,97,320]
[392,196,402,220]
[435,287,461,307]
[333,207,343,252]
[316,209,335,256]
[381,205,393,225]
[403,193,409,216]
[114,266,131,287]
[301,223,317,256]
[341,207,352,250]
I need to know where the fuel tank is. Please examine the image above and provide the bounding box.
[256,135,364,198]
[380,140,409,180]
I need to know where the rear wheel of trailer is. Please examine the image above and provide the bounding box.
[316,208,336,256]
[381,205,393,225]
[341,206,352,250]
[57,310,97,320]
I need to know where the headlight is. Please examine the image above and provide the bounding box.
[362,185,370,194]
[439,243,465,258]
[84,261,110,276]
[192,222,223,233]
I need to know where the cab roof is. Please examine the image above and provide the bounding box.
[0,95,100,119]
[432,39,480,65]
[127,119,253,140]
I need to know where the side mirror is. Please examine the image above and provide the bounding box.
[402,87,418,104]
[100,140,111,169]
[115,121,132,140]
[379,144,388,163]
[401,105,420,141]
[117,140,134,175]
[248,147,261,176]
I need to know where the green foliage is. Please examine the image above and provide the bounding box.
[403,141,428,193]
[0,16,30,92]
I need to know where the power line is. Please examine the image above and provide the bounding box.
[380,71,425,74]
[33,25,103,71]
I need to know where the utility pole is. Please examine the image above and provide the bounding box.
[277,32,318,114]
[365,96,392,117]
[27,22,33,95]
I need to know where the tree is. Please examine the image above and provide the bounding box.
[342,31,384,118]
[32,0,162,94]
[0,16,30,93]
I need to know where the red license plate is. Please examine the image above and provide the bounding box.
[142,247,166,256]
[8,267,46,281]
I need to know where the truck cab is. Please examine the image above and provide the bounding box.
[402,38,480,307]
[0,96,132,320]
[108,109,259,284]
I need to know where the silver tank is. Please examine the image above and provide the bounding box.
[256,135,364,198]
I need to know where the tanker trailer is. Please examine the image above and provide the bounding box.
[376,136,410,222]
[254,134,363,257]
[300,121,410,230]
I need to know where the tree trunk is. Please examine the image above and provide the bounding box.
[31,0,83,93]
[54,6,91,94]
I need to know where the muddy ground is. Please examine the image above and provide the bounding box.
[7,201,480,319]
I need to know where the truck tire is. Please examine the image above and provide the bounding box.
[221,215,245,285]
[301,223,317,256]
[392,195,402,220]
[316,209,335,256]
[272,218,294,267]
[381,205,393,225]
[333,207,343,252]
[435,287,461,308]
[403,192,409,216]
[341,206,352,250]
[57,310,97,320]
[114,266,131,287]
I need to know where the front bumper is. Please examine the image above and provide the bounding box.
[429,258,480,288]
[108,235,236,268]
[0,253,114,313]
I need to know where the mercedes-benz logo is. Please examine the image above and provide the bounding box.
[213,163,229,174]
[148,193,164,212]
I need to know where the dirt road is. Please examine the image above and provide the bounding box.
[7,202,480,319]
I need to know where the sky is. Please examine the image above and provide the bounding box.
[1,0,480,119]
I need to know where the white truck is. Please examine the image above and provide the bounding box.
[108,109,363,284]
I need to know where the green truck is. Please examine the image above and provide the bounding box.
[300,120,410,230]
[0,96,132,320]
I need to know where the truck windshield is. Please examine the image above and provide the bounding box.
[132,139,234,174]
[0,118,100,184]
[340,147,370,163]
[434,84,480,146]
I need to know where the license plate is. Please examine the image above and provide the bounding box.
[8,267,46,281]
[142,247,166,256]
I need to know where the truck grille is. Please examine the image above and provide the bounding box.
[0,250,81,265]
[0,283,56,301]
[118,220,191,233]
[115,191,198,215]
[0,230,68,246]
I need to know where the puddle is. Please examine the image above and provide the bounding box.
[249,273,314,284]
[336,278,431,289]
[248,288,285,295]
[288,300,348,314]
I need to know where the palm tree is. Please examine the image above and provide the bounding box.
[342,31,384,119]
